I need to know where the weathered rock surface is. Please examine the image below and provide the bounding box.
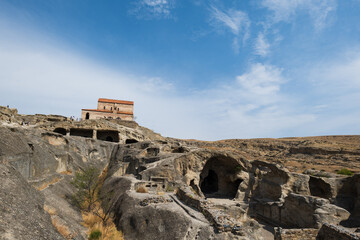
[0,163,63,240]
[1,106,360,240]
[102,177,220,240]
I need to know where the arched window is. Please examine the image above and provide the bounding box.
[85,113,90,119]
[111,107,113,110]
[103,106,105,110]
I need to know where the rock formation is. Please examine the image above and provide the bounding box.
[0,105,359,240]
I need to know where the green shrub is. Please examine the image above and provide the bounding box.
[234,166,242,173]
[337,168,354,176]
[89,229,102,240]
[166,185,174,192]
[71,167,100,212]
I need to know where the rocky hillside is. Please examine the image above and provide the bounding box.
[0,106,359,240]
[184,136,360,174]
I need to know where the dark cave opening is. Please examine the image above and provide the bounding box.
[70,128,93,138]
[96,130,119,142]
[201,170,218,194]
[126,139,138,144]
[309,176,332,199]
[54,128,67,135]
[199,157,243,199]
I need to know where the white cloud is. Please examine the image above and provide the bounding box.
[254,32,270,57]
[0,22,316,140]
[129,0,175,19]
[209,6,250,53]
[2,20,359,140]
[235,63,284,105]
[309,51,360,98]
[261,0,337,31]
[191,63,316,138]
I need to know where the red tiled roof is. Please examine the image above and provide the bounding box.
[82,109,133,115]
[98,98,134,105]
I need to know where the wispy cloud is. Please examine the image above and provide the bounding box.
[209,5,250,53]
[129,0,175,20]
[253,0,336,58]
[260,0,337,31]
[254,32,270,57]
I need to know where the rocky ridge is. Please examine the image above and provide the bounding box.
[0,106,359,240]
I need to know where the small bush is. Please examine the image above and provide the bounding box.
[89,229,102,240]
[337,168,354,176]
[166,186,174,192]
[234,166,242,173]
[136,186,148,193]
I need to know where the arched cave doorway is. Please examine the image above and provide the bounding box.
[85,113,90,119]
[200,170,218,194]
[199,156,243,199]
[96,130,119,142]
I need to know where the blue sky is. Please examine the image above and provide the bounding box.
[0,0,360,140]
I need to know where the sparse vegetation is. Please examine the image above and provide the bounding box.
[136,185,148,193]
[71,166,123,239]
[82,206,123,240]
[337,168,354,176]
[60,170,73,175]
[71,167,100,212]
[36,176,62,191]
[234,165,243,173]
[166,185,174,192]
[44,205,57,216]
[51,218,72,239]
[88,229,102,240]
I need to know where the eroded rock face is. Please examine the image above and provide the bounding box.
[1,107,360,240]
[0,164,63,240]
[102,177,217,240]
[104,138,360,239]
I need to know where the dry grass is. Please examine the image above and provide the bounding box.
[44,205,76,239]
[136,185,148,193]
[82,205,123,240]
[59,170,73,175]
[199,145,242,153]
[80,166,124,240]
[44,205,77,239]
[36,177,62,191]
[51,218,73,239]
[44,205,57,216]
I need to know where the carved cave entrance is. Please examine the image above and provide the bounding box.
[97,130,119,143]
[201,170,219,194]
[70,128,93,138]
[309,176,332,199]
[126,139,138,144]
[199,156,242,199]
[54,128,67,135]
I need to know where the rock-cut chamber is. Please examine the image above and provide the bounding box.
[199,156,243,199]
